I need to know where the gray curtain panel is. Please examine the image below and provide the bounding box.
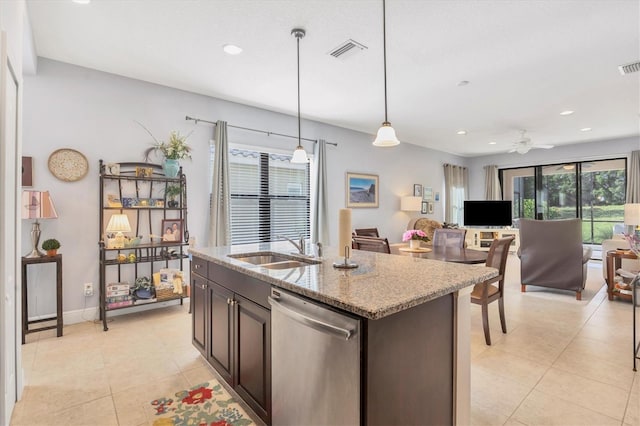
[484,165,502,200]
[312,139,330,245]
[443,163,468,224]
[209,120,230,246]
[627,150,640,203]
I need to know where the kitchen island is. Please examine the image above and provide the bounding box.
[190,242,497,425]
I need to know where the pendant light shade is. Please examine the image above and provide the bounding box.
[373,0,400,147]
[291,145,309,163]
[290,28,309,163]
[374,121,400,147]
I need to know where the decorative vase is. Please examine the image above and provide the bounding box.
[409,239,421,249]
[163,159,180,178]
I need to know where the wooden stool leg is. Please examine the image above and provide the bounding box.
[521,284,526,293]
[576,291,582,301]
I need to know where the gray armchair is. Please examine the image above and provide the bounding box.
[518,218,592,300]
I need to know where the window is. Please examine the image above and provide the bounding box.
[211,146,310,245]
[502,158,626,243]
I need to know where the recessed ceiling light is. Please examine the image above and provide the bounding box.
[457,80,470,86]
[456,130,467,135]
[223,44,243,55]
[488,141,497,145]
[580,127,592,132]
[559,110,574,116]
[72,0,90,3]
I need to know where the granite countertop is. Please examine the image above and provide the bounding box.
[189,242,498,320]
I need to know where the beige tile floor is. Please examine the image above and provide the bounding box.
[11,256,640,426]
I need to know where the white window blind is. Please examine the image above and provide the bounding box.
[212,146,310,245]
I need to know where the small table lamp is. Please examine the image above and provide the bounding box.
[106,214,131,249]
[624,203,640,233]
[21,191,58,258]
[624,203,640,256]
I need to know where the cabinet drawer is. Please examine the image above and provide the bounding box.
[191,256,208,277]
[210,263,271,309]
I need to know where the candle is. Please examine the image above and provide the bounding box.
[338,208,352,258]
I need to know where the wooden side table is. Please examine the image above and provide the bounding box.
[21,255,63,343]
[606,249,638,301]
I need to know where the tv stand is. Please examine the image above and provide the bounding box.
[464,227,519,253]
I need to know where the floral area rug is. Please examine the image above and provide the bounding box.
[149,379,255,426]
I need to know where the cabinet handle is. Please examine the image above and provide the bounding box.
[194,264,201,269]
[226,298,232,305]
[200,284,206,290]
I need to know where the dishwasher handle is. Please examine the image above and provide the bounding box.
[268,296,354,341]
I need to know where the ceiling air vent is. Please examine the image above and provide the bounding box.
[328,39,367,59]
[618,61,640,75]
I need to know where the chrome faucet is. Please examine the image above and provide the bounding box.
[277,234,306,255]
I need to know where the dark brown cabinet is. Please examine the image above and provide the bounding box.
[190,258,271,424]
[234,295,271,422]
[191,274,207,356]
[208,281,233,383]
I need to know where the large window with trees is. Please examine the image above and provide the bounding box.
[502,158,626,244]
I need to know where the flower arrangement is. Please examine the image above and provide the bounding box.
[402,229,430,242]
[138,122,193,161]
[155,131,192,160]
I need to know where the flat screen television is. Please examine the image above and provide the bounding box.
[463,200,512,227]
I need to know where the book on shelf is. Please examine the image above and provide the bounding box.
[107,300,133,309]
[134,298,157,305]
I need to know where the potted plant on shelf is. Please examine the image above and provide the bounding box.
[42,239,61,257]
[140,123,193,177]
[402,229,430,249]
[164,184,182,208]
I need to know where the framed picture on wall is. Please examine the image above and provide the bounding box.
[22,156,33,187]
[428,202,434,214]
[421,201,428,214]
[161,219,183,242]
[346,172,379,208]
[413,184,423,197]
[422,186,433,201]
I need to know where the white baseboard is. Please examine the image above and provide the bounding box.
[28,298,190,326]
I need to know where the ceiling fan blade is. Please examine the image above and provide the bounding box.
[537,144,554,149]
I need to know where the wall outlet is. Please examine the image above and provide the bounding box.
[84,282,93,297]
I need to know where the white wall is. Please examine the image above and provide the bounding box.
[23,58,466,316]
[466,136,639,199]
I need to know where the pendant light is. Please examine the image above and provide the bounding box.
[290,28,309,163]
[373,0,400,147]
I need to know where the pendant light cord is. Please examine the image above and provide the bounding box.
[297,34,302,148]
[383,0,388,123]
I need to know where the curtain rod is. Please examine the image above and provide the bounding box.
[185,115,338,147]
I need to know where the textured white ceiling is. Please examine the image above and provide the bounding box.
[26,0,640,156]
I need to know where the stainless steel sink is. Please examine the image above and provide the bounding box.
[228,252,320,270]
[261,260,310,269]
[230,254,291,265]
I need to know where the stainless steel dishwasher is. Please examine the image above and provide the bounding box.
[269,288,361,425]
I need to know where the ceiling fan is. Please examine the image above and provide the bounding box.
[508,130,554,154]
